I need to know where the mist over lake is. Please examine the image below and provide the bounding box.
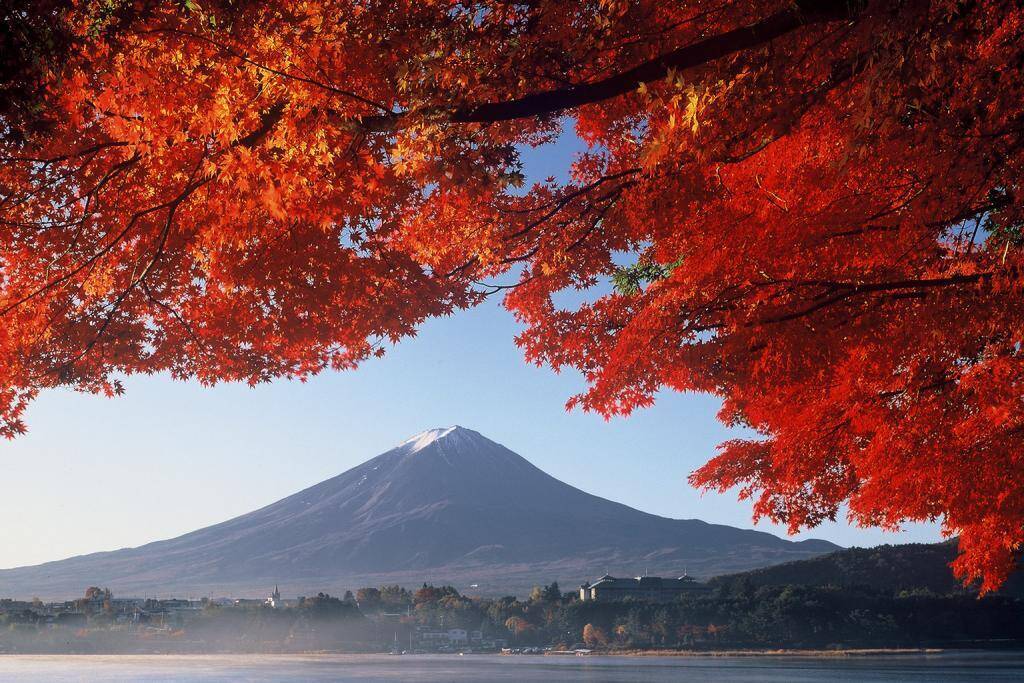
[2,652,1024,682]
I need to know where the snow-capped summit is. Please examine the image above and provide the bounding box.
[398,426,507,460]
[401,425,476,453]
[401,426,456,451]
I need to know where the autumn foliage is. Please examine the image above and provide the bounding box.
[582,623,609,647]
[1,1,1023,589]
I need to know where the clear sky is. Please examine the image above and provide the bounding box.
[0,130,944,571]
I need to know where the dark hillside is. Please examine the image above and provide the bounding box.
[711,541,1024,598]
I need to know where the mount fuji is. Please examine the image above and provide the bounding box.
[0,426,839,598]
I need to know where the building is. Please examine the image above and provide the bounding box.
[578,573,708,602]
[418,629,449,645]
[232,598,263,607]
[414,626,489,650]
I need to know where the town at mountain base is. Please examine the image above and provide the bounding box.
[3,541,1023,655]
[0,427,837,599]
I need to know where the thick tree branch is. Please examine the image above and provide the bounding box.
[235,100,288,148]
[761,273,992,324]
[358,0,860,131]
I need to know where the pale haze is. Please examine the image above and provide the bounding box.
[0,132,942,572]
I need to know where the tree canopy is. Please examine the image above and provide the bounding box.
[1,0,1022,590]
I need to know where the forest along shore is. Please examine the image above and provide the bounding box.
[3,571,1024,655]
[548,648,949,657]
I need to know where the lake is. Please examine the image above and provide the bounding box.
[1,652,1023,682]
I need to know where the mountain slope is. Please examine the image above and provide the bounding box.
[0,426,839,598]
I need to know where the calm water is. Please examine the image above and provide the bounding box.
[1,652,1023,682]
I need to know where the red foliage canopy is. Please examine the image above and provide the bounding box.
[1,0,1023,590]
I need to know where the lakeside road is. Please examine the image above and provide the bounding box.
[2,651,1024,682]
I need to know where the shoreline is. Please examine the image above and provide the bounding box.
[549,647,949,658]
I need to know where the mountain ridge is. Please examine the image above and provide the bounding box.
[0,426,838,599]
[709,539,1024,598]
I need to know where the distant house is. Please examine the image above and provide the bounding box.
[232,598,263,607]
[109,598,143,614]
[54,612,86,627]
[579,574,708,602]
[415,626,475,648]
[0,599,33,613]
[418,630,448,644]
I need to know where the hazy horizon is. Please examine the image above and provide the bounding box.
[0,344,942,572]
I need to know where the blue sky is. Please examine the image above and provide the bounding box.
[0,129,943,571]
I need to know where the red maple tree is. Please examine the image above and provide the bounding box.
[1,0,1022,590]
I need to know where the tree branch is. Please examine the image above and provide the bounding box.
[760,273,992,324]
[358,0,860,131]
